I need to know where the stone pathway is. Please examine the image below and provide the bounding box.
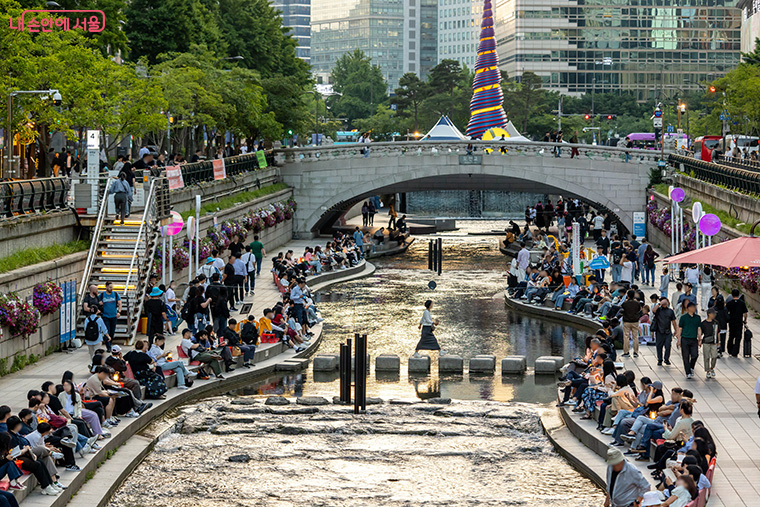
[555,244,760,506]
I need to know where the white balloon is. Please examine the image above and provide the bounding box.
[691,202,704,223]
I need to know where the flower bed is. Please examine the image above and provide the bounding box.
[152,198,296,277]
[647,201,760,294]
[0,293,39,337]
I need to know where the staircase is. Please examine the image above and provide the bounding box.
[76,178,170,345]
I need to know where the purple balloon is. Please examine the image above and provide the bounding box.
[670,187,685,202]
[699,213,721,236]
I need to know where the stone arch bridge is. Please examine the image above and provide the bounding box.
[275,140,659,236]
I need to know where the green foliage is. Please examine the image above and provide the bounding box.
[0,241,89,274]
[330,49,389,124]
[353,105,401,140]
[712,64,760,137]
[648,167,664,187]
[179,182,289,220]
[392,73,429,131]
[0,353,40,377]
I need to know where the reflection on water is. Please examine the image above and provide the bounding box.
[310,221,585,403]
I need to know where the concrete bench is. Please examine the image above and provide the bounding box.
[501,355,527,374]
[469,355,496,373]
[439,354,464,373]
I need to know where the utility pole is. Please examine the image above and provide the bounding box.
[557,97,562,131]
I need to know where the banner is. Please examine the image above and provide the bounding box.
[572,222,581,276]
[60,280,75,343]
[212,158,226,180]
[633,211,646,238]
[256,150,268,169]
[166,165,185,190]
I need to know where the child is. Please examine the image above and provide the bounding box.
[701,308,719,380]
[659,267,671,298]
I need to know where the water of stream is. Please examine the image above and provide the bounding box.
[107,220,603,506]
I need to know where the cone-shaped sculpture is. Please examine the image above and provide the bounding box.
[465,0,508,139]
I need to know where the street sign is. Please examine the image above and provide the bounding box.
[658,160,667,167]
[653,117,663,128]
[86,130,99,150]
[654,109,662,118]
[633,211,646,238]
[667,125,674,133]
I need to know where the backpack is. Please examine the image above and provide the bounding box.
[85,316,100,343]
[241,322,259,344]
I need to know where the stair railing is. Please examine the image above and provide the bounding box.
[77,178,113,308]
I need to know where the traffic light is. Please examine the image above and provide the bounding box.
[709,86,717,93]
[584,114,592,120]
[605,114,616,120]
[287,129,293,135]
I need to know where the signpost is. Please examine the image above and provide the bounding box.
[572,222,581,278]
[633,211,646,238]
[86,130,100,215]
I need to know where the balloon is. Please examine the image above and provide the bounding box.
[692,202,703,223]
[699,213,721,236]
[164,210,184,236]
[670,187,685,202]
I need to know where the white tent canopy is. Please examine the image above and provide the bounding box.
[501,121,530,142]
[421,116,467,141]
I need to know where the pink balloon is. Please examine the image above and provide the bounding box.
[164,211,184,236]
[699,213,721,236]
[670,187,685,202]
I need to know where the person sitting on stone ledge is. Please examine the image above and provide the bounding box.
[149,335,194,389]
[182,329,225,380]
[223,318,256,368]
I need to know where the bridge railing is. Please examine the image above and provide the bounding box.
[668,153,760,196]
[274,140,662,165]
[715,156,760,173]
[0,177,70,219]
[180,151,274,185]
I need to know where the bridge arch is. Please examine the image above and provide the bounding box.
[277,140,656,236]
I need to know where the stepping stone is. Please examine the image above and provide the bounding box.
[501,356,527,374]
[375,354,401,372]
[264,396,290,405]
[535,356,563,374]
[296,396,329,406]
[439,354,464,373]
[469,355,496,373]
[276,358,310,371]
[408,355,431,373]
[313,354,339,371]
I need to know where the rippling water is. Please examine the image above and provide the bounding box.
[109,398,604,507]
[108,221,603,505]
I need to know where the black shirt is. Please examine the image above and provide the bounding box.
[105,355,127,373]
[621,299,641,323]
[653,306,676,335]
[726,298,748,323]
[124,350,152,373]
[596,236,610,255]
[701,320,718,344]
[229,241,244,259]
[143,299,165,332]
[223,263,236,285]
[83,293,101,313]
[47,394,64,415]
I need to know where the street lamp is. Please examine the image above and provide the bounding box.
[4,89,62,179]
[305,88,341,146]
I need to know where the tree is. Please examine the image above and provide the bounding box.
[427,59,464,117]
[742,37,760,66]
[330,49,388,124]
[506,71,546,133]
[353,105,403,141]
[714,65,760,136]
[392,73,429,131]
[123,0,224,64]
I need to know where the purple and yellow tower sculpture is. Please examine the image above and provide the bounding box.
[465,0,508,139]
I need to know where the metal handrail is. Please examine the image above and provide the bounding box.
[123,179,158,297]
[77,178,113,307]
[0,177,70,218]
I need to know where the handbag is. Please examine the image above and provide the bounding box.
[230,346,242,357]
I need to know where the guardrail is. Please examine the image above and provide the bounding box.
[0,177,70,218]
[180,151,274,185]
[669,153,760,195]
[716,156,760,173]
[274,140,662,164]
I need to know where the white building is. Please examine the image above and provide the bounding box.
[437,0,482,69]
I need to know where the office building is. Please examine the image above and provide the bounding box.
[438,0,481,69]
[310,0,437,89]
[739,0,760,53]
[273,0,311,64]
[493,0,742,100]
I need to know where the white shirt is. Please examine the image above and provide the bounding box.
[164,288,176,309]
[212,257,225,272]
[685,267,700,285]
[517,248,530,270]
[621,261,634,282]
[593,216,604,229]
[26,430,44,448]
[240,252,255,273]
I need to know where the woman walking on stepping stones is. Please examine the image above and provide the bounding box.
[414,299,443,356]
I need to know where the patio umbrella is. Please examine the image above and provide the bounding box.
[665,236,760,268]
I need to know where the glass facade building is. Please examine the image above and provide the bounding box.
[438,0,482,69]
[273,0,312,64]
[739,0,760,53]
[311,0,437,89]
[494,0,742,100]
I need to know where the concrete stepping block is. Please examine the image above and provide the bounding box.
[351,354,371,371]
[313,354,339,371]
[439,354,464,373]
[375,354,401,372]
[468,355,496,373]
[408,355,431,373]
[276,358,310,371]
[501,356,527,374]
[535,355,564,374]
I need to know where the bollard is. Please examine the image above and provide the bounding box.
[339,343,350,403]
[437,237,442,275]
[354,334,367,413]
[428,240,433,271]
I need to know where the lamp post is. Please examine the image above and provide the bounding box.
[4,89,62,179]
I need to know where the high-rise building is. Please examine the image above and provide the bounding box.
[273,0,311,64]
[739,0,760,53]
[494,0,742,101]
[310,0,437,89]
[438,0,481,69]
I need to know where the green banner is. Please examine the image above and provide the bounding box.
[256,150,267,168]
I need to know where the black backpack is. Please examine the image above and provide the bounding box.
[241,322,259,344]
[85,317,99,342]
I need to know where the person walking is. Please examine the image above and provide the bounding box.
[569,131,580,158]
[99,281,121,351]
[701,308,719,379]
[677,301,702,379]
[621,290,641,358]
[604,448,650,507]
[700,267,713,309]
[414,299,442,356]
[652,297,677,366]
[108,173,132,225]
[249,235,266,276]
[368,199,377,226]
[642,244,658,286]
[388,205,398,230]
[240,246,256,296]
[361,202,369,227]
[726,288,748,357]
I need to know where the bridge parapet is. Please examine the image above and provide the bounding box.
[275,140,662,165]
